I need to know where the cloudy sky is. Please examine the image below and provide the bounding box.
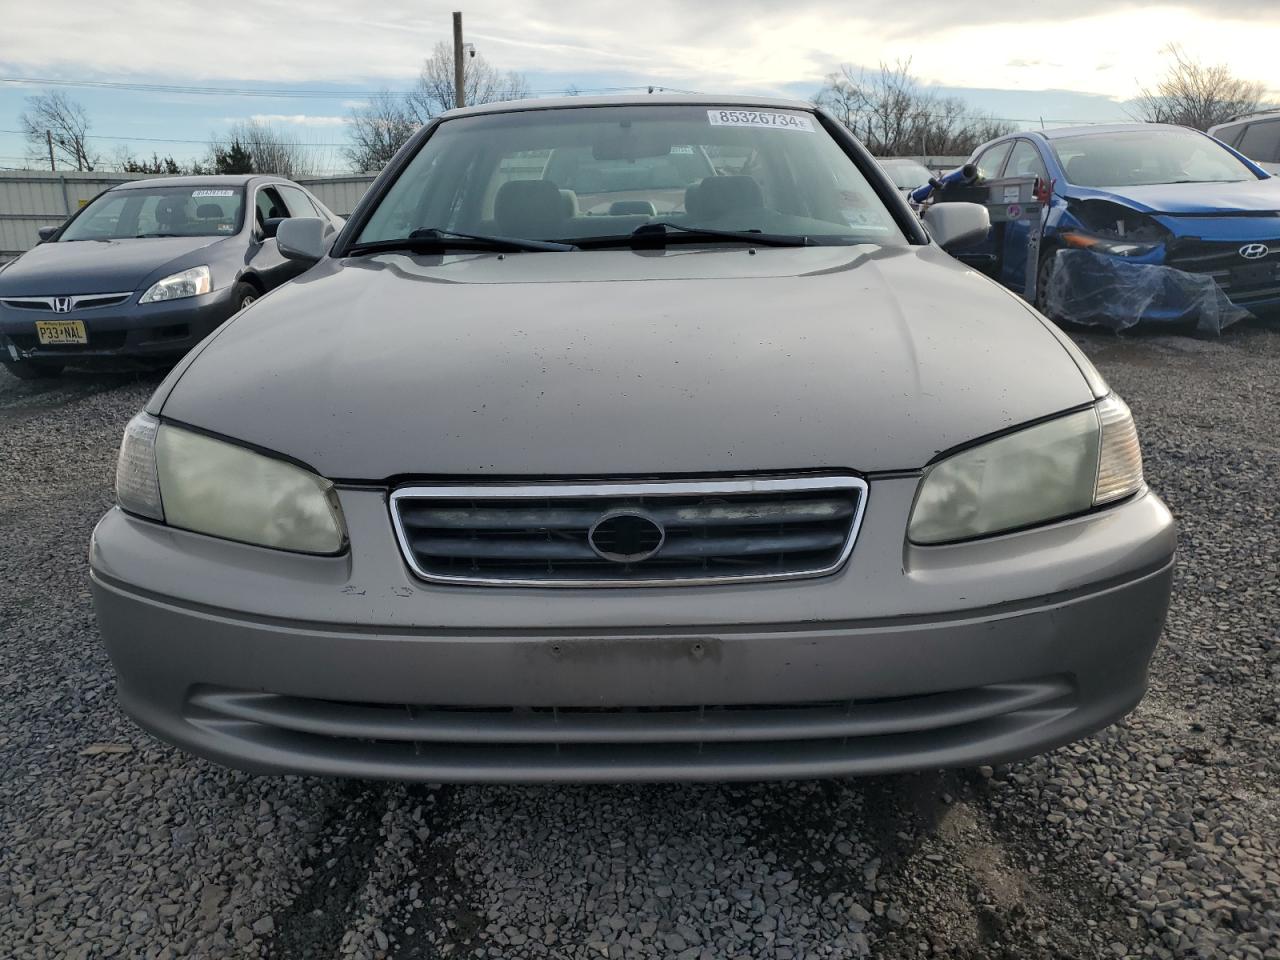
[2,0,1277,173]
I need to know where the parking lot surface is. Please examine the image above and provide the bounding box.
[2,328,1278,960]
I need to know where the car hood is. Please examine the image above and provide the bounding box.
[0,236,224,295]
[158,246,1094,479]
[1074,178,1280,215]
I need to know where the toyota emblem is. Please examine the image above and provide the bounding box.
[588,510,665,564]
[1239,243,1271,261]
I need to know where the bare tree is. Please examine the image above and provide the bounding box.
[344,42,530,171]
[20,91,97,170]
[1133,44,1267,131]
[207,121,315,178]
[344,91,421,172]
[815,60,1015,157]
[409,41,530,117]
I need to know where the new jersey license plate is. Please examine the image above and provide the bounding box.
[35,320,87,345]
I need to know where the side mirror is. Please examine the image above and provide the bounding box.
[923,202,991,250]
[277,217,327,264]
[37,226,59,242]
[261,217,286,240]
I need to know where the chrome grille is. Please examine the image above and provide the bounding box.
[0,292,132,312]
[390,476,868,586]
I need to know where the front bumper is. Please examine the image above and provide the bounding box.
[89,480,1176,782]
[0,288,237,363]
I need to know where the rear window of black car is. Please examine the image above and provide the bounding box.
[60,186,246,240]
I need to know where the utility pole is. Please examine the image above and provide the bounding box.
[46,130,55,171]
[452,11,466,110]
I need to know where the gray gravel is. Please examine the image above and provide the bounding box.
[1,327,1278,959]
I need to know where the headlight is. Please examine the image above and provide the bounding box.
[139,265,211,303]
[114,412,346,554]
[909,394,1144,545]
[1062,231,1159,258]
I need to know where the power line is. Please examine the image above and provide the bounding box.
[0,75,699,100]
[0,128,349,147]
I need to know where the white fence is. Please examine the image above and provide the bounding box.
[0,171,378,262]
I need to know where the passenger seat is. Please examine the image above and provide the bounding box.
[494,179,568,237]
[684,176,764,221]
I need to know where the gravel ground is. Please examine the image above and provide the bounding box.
[1,326,1278,960]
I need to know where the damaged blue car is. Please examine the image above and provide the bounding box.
[952,123,1280,332]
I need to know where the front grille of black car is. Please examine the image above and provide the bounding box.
[9,331,127,351]
[0,293,132,312]
[390,476,868,586]
[1167,238,1280,303]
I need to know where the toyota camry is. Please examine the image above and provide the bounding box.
[89,96,1176,782]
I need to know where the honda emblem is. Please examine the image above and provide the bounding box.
[52,296,73,313]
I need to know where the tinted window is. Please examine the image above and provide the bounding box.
[357,105,905,246]
[279,184,319,218]
[60,186,244,240]
[256,187,287,225]
[1213,123,1247,148]
[1237,120,1280,163]
[1052,129,1258,186]
[974,142,1013,179]
[1005,140,1048,180]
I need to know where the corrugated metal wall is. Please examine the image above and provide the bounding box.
[0,172,377,262]
[0,171,147,261]
[296,175,375,219]
[1,158,966,262]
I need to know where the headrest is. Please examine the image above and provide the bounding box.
[196,203,224,219]
[685,176,764,221]
[494,179,566,237]
[1067,154,1117,186]
[154,197,187,223]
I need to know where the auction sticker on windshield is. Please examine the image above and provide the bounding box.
[707,109,814,132]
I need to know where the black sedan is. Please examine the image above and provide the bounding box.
[0,175,343,379]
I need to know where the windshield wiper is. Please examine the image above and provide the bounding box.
[576,221,816,249]
[346,228,577,256]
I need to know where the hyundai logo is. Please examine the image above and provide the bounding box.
[52,297,73,313]
[1239,243,1271,261]
[588,510,665,564]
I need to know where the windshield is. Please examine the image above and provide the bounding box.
[59,186,245,240]
[355,105,905,247]
[1052,129,1258,187]
[880,160,933,190]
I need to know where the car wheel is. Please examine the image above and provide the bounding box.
[1034,251,1058,319]
[234,282,260,312]
[5,359,64,380]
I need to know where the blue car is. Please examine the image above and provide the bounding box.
[947,123,1280,329]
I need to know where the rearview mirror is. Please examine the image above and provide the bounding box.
[593,130,674,162]
[277,217,327,264]
[37,225,59,242]
[923,202,991,250]
[261,217,286,240]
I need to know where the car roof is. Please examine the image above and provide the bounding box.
[1209,110,1280,132]
[1032,122,1198,141]
[112,174,274,190]
[438,93,815,119]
